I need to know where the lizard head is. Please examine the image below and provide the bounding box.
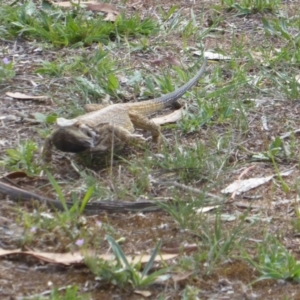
[50,126,94,153]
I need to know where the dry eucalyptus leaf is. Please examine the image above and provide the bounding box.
[55,1,119,17]
[151,107,184,125]
[86,3,118,15]
[55,1,96,8]
[221,176,274,195]
[0,248,177,266]
[194,205,220,214]
[193,51,231,60]
[172,271,195,283]
[6,92,48,100]
[104,12,118,22]
[281,128,300,139]
[134,290,152,297]
[249,51,264,63]
[221,169,293,195]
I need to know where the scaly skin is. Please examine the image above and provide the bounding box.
[42,58,207,161]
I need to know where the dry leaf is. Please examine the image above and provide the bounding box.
[172,271,194,283]
[249,51,264,63]
[151,108,184,125]
[195,205,219,214]
[0,249,84,265]
[104,12,118,22]
[86,3,118,15]
[6,92,48,100]
[2,171,29,180]
[0,248,177,266]
[221,170,293,195]
[128,253,177,264]
[55,1,119,20]
[281,128,300,139]
[193,51,231,60]
[220,214,237,221]
[55,1,95,8]
[134,290,152,297]
[221,176,274,195]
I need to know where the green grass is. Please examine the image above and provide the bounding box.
[29,285,89,300]
[243,235,300,283]
[220,0,281,15]
[0,2,159,46]
[2,0,300,297]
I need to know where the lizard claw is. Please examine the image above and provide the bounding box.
[131,133,146,141]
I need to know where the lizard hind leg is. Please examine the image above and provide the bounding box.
[129,111,161,143]
[84,104,107,112]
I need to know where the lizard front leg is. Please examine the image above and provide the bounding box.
[42,135,54,162]
[128,111,161,143]
[92,123,146,152]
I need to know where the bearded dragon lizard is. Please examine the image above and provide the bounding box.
[42,58,207,162]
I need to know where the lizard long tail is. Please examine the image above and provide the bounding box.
[128,57,207,115]
[153,57,207,106]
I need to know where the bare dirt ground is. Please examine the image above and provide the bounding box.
[1,0,300,299]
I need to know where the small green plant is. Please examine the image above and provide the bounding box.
[179,105,214,133]
[33,112,58,124]
[128,166,151,194]
[220,0,281,15]
[145,140,217,182]
[157,5,179,21]
[202,212,248,274]
[292,206,300,233]
[35,60,67,77]
[252,136,283,161]
[177,9,198,41]
[15,172,96,246]
[252,136,289,192]
[0,57,15,82]
[3,140,40,175]
[181,285,201,300]
[262,18,294,43]
[243,235,300,283]
[46,171,94,217]
[29,285,89,300]
[86,235,170,289]
[158,196,206,230]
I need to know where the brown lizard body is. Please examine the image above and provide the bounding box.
[42,58,207,161]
